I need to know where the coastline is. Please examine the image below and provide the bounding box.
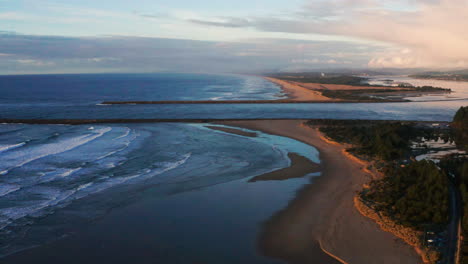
[248,153,320,182]
[219,120,421,264]
[98,76,452,105]
[263,77,336,101]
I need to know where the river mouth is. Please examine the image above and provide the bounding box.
[0,122,321,263]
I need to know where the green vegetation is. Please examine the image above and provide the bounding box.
[307,108,466,262]
[319,122,415,160]
[363,160,449,230]
[308,120,445,161]
[439,107,468,263]
[320,89,397,101]
[453,106,468,151]
[267,72,368,86]
[268,72,450,101]
[440,155,468,263]
[417,86,450,92]
[307,118,457,261]
[321,86,450,101]
[410,71,468,81]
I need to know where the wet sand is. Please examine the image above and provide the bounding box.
[249,153,320,182]
[263,77,336,101]
[204,126,321,182]
[205,125,258,137]
[220,120,421,264]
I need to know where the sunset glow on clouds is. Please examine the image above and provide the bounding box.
[0,0,466,73]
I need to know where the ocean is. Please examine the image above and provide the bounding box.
[0,73,466,120]
[0,73,466,263]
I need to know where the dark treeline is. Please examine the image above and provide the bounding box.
[440,156,468,262]
[320,90,397,101]
[410,72,468,82]
[453,106,468,151]
[364,160,449,230]
[305,113,465,248]
[307,120,450,161]
[267,73,368,86]
[442,106,468,262]
[267,73,451,94]
[306,107,466,262]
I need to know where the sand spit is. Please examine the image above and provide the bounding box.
[219,120,421,264]
[263,77,337,101]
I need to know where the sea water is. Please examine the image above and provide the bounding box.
[0,73,466,262]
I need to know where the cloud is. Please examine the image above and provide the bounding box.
[188,17,252,28]
[16,59,54,66]
[0,33,380,74]
[187,0,468,69]
[134,11,169,20]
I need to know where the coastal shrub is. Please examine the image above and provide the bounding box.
[453,106,468,151]
[363,160,449,230]
[317,121,450,161]
[268,73,368,86]
[442,156,468,262]
[319,123,417,160]
[321,87,448,101]
[320,90,386,101]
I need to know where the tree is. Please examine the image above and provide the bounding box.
[453,106,468,151]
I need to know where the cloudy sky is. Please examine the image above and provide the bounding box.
[0,0,466,74]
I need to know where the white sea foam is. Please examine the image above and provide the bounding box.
[96,145,128,160]
[0,127,111,175]
[0,142,26,153]
[60,168,82,177]
[0,184,21,197]
[154,153,191,174]
[71,153,192,200]
[76,182,93,191]
[0,187,76,223]
[113,127,131,140]
[97,130,136,160]
[0,152,191,231]
[107,153,192,185]
[39,168,82,183]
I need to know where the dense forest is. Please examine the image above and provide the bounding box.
[453,106,468,151]
[363,160,449,230]
[311,120,447,161]
[312,121,451,228]
[320,89,397,101]
[442,106,468,262]
[267,73,368,86]
[410,71,468,81]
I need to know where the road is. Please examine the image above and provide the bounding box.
[445,181,462,264]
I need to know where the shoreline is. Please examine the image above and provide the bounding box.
[219,120,421,264]
[0,119,451,125]
[263,77,337,101]
[98,76,454,105]
[99,99,407,104]
[248,152,320,182]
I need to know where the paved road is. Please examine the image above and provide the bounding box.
[445,182,461,264]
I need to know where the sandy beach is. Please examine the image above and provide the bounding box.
[263,77,337,101]
[296,82,410,91]
[219,120,421,264]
